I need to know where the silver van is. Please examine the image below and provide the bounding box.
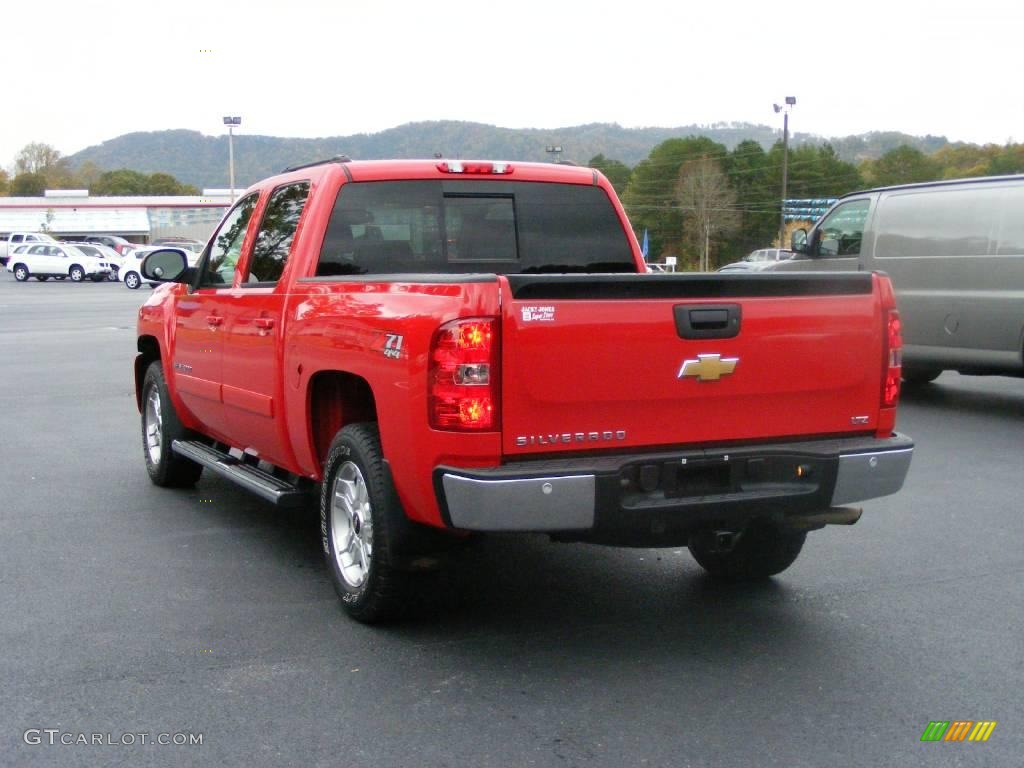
[772,175,1024,383]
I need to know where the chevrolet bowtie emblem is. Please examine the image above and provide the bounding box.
[678,354,739,382]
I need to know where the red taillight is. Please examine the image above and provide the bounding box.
[430,317,500,430]
[883,309,902,407]
[436,161,513,175]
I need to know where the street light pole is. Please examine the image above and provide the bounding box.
[222,116,242,203]
[545,145,563,164]
[774,97,796,248]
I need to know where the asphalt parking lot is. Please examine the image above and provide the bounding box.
[1,272,1020,767]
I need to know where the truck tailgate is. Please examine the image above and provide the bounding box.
[500,273,884,456]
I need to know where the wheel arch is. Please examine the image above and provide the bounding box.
[135,335,162,411]
[306,371,379,470]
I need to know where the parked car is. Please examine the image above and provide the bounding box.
[78,235,136,256]
[718,248,796,272]
[64,242,124,280]
[153,237,205,251]
[7,243,113,282]
[0,232,58,266]
[120,245,193,289]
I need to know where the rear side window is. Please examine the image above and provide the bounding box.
[875,186,999,258]
[247,181,311,284]
[316,180,634,276]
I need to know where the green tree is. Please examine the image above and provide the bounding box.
[150,172,198,195]
[588,154,632,196]
[10,172,46,196]
[864,145,940,186]
[92,169,150,195]
[0,168,9,196]
[986,143,1024,175]
[622,136,727,259]
[724,140,776,254]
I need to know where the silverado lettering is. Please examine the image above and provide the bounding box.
[134,157,913,623]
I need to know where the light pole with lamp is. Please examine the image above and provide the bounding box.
[545,145,563,164]
[773,97,795,248]
[223,116,241,203]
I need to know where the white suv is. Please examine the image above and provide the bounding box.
[119,245,194,289]
[7,243,113,282]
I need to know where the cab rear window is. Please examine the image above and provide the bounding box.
[316,180,634,276]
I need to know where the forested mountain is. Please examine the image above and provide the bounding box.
[66,121,957,189]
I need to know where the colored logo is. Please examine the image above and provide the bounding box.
[677,354,739,382]
[920,721,997,742]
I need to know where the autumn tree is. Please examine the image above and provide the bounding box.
[676,157,740,271]
[864,145,940,186]
[15,142,63,175]
[10,172,46,196]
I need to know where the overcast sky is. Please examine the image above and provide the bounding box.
[2,0,1021,171]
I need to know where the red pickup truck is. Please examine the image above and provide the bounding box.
[135,158,913,622]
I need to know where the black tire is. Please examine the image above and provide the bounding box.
[109,267,120,281]
[689,520,806,581]
[124,271,141,289]
[320,423,410,623]
[13,263,29,282]
[902,366,941,386]
[36,275,49,282]
[141,361,203,487]
[69,265,85,282]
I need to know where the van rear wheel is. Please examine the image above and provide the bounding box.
[902,366,941,386]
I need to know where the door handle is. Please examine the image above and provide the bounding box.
[206,314,224,327]
[254,317,275,331]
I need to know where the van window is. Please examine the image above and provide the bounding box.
[817,200,870,257]
[875,187,998,258]
[316,180,634,276]
[994,185,1024,256]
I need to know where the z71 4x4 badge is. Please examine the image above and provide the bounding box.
[382,333,404,359]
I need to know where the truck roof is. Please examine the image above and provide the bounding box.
[250,158,604,194]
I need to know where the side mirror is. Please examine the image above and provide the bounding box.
[141,248,189,282]
[790,228,809,253]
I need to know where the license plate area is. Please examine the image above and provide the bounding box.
[663,461,731,498]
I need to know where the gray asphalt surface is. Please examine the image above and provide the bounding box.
[0,272,1020,767]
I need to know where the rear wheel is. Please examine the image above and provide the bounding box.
[13,263,29,281]
[124,271,141,289]
[141,361,203,487]
[902,366,941,386]
[69,265,85,282]
[321,423,410,623]
[689,520,806,581]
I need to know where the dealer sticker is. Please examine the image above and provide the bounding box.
[521,305,556,322]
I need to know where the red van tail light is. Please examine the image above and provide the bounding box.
[430,317,500,430]
[883,309,902,407]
